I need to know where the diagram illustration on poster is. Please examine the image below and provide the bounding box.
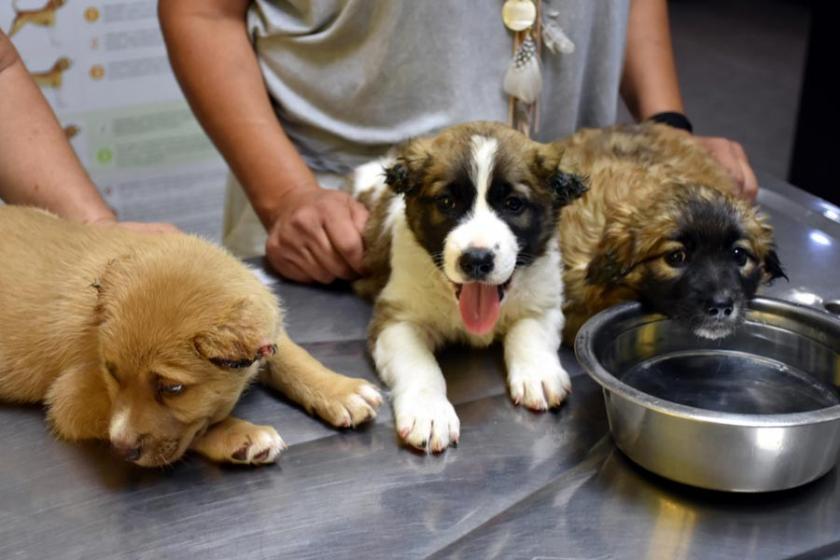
[2,1,228,239]
[8,0,66,43]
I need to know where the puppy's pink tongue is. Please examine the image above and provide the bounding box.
[458,283,500,335]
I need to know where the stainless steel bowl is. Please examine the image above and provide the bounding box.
[575,297,840,492]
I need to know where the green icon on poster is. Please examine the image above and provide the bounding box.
[97,148,113,164]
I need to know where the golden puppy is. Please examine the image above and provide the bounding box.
[0,207,381,467]
[554,124,785,343]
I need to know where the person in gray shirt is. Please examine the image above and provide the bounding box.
[160,0,757,284]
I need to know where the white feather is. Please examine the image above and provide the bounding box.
[503,35,542,104]
[543,21,575,55]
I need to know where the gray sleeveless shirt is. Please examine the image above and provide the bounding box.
[248,0,630,173]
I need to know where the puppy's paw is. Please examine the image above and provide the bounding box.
[310,378,383,429]
[192,418,286,465]
[393,391,460,453]
[508,356,571,411]
[228,425,286,465]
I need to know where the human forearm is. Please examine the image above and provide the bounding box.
[159,0,318,229]
[620,0,685,121]
[620,1,757,199]
[0,31,114,222]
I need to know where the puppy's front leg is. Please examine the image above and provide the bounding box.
[505,309,571,411]
[190,417,286,465]
[374,322,459,452]
[45,365,111,441]
[261,335,382,428]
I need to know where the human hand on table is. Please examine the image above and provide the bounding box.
[265,188,369,284]
[694,136,758,202]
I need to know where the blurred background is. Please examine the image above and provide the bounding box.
[2,0,827,240]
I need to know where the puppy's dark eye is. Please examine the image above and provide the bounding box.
[158,382,185,397]
[105,362,118,380]
[665,249,688,267]
[503,196,525,214]
[732,247,749,266]
[436,195,456,213]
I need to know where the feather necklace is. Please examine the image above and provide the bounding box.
[503,0,575,136]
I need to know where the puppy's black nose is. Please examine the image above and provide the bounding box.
[459,249,495,280]
[706,296,735,318]
[111,441,142,462]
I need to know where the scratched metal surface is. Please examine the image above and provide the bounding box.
[2,175,840,560]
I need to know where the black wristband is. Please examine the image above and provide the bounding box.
[648,111,693,134]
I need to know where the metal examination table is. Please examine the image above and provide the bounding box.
[2,175,840,559]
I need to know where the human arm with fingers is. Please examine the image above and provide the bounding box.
[0,30,178,233]
[620,0,758,201]
[159,0,368,283]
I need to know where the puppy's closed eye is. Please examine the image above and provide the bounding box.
[157,380,185,397]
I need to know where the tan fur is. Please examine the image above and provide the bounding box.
[8,0,66,37]
[30,57,70,89]
[555,123,779,342]
[0,206,381,466]
[351,186,396,301]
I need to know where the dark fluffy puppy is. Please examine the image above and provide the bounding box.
[554,123,785,343]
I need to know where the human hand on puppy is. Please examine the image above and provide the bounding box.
[694,136,758,202]
[265,187,368,284]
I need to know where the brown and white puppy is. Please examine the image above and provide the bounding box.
[0,207,381,467]
[554,123,785,343]
[350,121,586,453]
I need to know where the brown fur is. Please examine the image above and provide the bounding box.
[555,123,780,342]
[351,185,396,301]
[0,207,381,466]
[353,121,562,308]
[347,122,584,437]
[8,0,66,37]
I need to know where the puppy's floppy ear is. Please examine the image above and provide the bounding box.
[193,297,276,370]
[550,170,588,208]
[532,143,587,208]
[739,205,787,284]
[763,248,787,283]
[586,223,636,286]
[383,160,413,195]
[91,254,136,326]
[383,137,433,196]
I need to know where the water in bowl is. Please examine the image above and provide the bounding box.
[620,350,840,414]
